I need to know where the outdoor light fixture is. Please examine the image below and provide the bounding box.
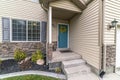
[109,19,118,29]
[33,22,37,27]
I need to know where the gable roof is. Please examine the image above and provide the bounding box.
[40,0,93,11]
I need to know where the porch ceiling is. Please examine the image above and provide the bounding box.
[40,0,93,20]
[52,7,78,20]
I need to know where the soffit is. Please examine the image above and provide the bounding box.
[50,0,81,13]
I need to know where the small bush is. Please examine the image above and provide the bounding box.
[14,49,27,61]
[31,50,43,63]
[55,67,61,73]
[0,59,2,64]
[0,59,2,70]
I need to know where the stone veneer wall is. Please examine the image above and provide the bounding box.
[47,41,57,62]
[105,45,116,73]
[47,43,53,61]
[0,42,46,58]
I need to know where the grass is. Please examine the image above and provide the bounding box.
[1,75,60,80]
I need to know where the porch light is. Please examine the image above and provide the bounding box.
[109,19,118,29]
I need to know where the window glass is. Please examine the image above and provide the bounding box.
[31,0,39,3]
[12,19,26,41]
[28,21,40,41]
[2,18,10,41]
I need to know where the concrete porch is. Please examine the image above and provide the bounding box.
[49,50,81,63]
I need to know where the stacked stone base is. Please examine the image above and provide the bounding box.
[105,45,116,73]
[0,42,46,58]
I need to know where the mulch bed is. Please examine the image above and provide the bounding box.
[0,59,55,75]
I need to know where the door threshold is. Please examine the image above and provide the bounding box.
[57,48,70,51]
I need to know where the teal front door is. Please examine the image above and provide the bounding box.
[58,24,68,48]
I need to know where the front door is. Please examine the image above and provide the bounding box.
[58,24,69,48]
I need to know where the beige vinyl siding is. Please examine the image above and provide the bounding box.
[70,0,101,69]
[104,0,120,44]
[50,0,81,12]
[52,19,68,42]
[0,0,47,42]
[0,18,2,42]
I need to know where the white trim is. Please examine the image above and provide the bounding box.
[10,17,12,42]
[40,21,42,42]
[10,41,41,43]
[26,20,28,41]
[57,23,69,49]
[49,7,52,44]
[115,25,120,70]
[31,0,39,3]
[2,17,12,42]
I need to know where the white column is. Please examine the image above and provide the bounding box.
[49,6,52,44]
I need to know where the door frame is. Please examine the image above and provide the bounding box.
[57,23,69,49]
[115,24,120,73]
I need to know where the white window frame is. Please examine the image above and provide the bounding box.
[2,17,10,42]
[10,18,41,42]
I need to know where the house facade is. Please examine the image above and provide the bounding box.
[0,0,119,76]
[0,0,47,58]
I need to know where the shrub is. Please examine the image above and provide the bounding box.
[0,59,2,70]
[0,59,2,64]
[31,50,43,63]
[55,67,61,73]
[14,49,27,61]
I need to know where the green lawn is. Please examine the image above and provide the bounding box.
[2,75,60,80]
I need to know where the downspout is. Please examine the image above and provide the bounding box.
[39,0,49,65]
[99,0,106,78]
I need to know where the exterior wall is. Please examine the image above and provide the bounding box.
[0,0,47,58]
[70,0,101,70]
[0,0,47,42]
[104,0,120,44]
[104,0,120,73]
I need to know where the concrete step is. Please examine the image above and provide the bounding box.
[51,51,82,63]
[62,59,86,68]
[68,72,100,80]
[58,55,81,62]
[64,65,91,77]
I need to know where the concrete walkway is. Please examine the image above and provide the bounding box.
[103,73,120,80]
[0,70,66,80]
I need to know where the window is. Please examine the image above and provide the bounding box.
[12,19,26,41]
[28,21,40,41]
[31,0,39,3]
[12,19,41,42]
[2,18,10,42]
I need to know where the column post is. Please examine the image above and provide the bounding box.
[49,6,52,44]
[48,6,53,61]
